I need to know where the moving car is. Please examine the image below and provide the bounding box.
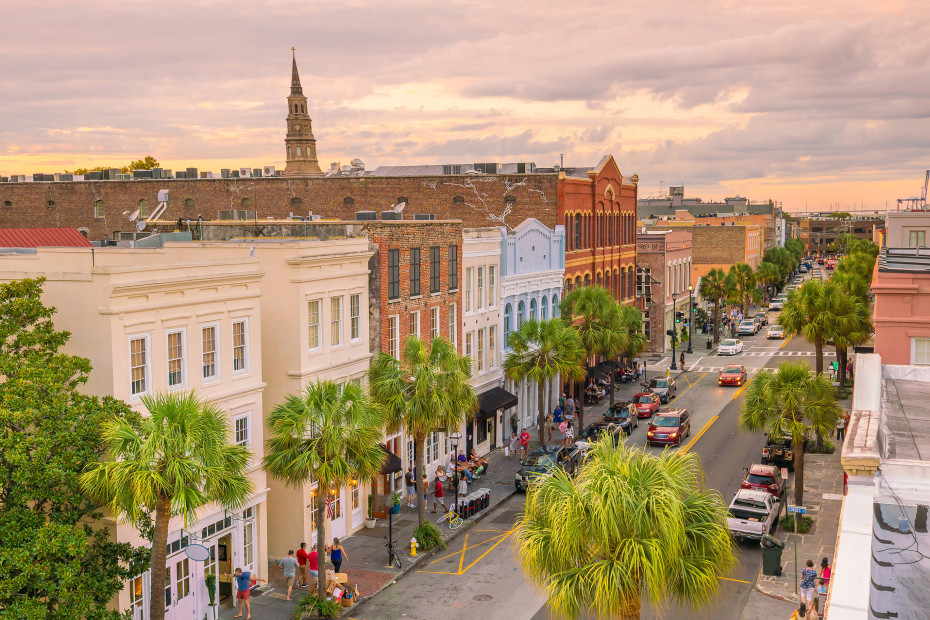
[766,325,785,339]
[761,435,795,471]
[515,444,582,491]
[646,409,691,446]
[798,265,808,273]
[718,364,748,386]
[740,463,786,498]
[643,377,677,403]
[577,419,624,449]
[754,312,768,327]
[605,402,640,434]
[632,392,662,418]
[718,339,744,355]
[727,489,781,543]
[768,298,784,311]
[737,320,758,336]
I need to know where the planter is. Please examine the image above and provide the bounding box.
[364,519,376,529]
[390,504,400,515]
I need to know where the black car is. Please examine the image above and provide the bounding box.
[605,402,640,434]
[577,420,625,449]
[515,445,582,491]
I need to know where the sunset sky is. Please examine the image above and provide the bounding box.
[2,0,928,212]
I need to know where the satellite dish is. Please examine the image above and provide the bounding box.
[136,221,146,232]
[185,543,210,562]
[393,201,406,213]
[129,209,140,222]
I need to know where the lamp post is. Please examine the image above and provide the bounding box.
[450,431,462,514]
[688,284,694,355]
[670,291,678,370]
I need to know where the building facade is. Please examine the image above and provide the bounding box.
[500,219,565,434]
[689,224,762,287]
[799,216,884,254]
[636,229,694,354]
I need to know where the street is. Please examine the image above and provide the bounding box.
[351,308,821,620]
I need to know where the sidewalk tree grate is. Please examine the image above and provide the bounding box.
[474,595,494,601]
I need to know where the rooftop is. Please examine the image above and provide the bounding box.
[878,247,930,273]
[0,227,93,248]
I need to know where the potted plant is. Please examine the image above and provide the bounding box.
[390,492,402,514]
[204,573,218,620]
[365,493,376,528]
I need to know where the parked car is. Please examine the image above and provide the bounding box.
[643,377,677,403]
[605,402,640,434]
[766,324,785,339]
[718,364,748,386]
[740,463,786,498]
[577,419,625,449]
[632,392,662,418]
[646,408,691,446]
[761,435,795,471]
[798,265,808,273]
[768,298,784,311]
[727,489,781,543]
[515,444,582,491]
[754,312,768,326]
[736,320,758,336]
[718,338,744,355]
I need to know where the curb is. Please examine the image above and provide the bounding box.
[753,582,797,604]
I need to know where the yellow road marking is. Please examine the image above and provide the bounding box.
[457,533,468,573]
[417,528,517,576]
[669,373,707,405]
[780,335,793,349]
[459,528,517,574]
[731,377,753,400]
[718,576,752,584]
[681,415,718,454]
[425,530,511,566]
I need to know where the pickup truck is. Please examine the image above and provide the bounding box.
[514,444,582,492]
[726,489,781,544]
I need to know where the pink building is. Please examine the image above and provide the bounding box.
[636,229,694,354]
[872,211,930,365]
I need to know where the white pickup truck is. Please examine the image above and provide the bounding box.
[726,489,781,543]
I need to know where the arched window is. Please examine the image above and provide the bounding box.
[240,198,253,208]
[575,276,582,289]
[343,197,355,206]
[564,278,572,292]
[453,196,465,205]
[296,146,302,157]
[573,214,582,250]
[517,301,525,328]
[596,271,602,287]
[620,268,626,299]
[529,298,537,322]
[3,200,12,208]
[541,296,549,320]
[184,198,195,208]
[605,271,612,296]
[627,270,634,300]
[504,303,513,345]
[552,294,560,318]
[396,196,408,205]
[583,273,590,287]
[287,146,292,158]
[290,197,302,206]
[137,199,149,217]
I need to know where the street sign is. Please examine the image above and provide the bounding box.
[781,468,789,480]
[787,505,806,514]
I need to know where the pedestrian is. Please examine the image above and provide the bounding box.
[432,475,447,513]
[815,578,828,615]
[228,567,265,619]
[639,362,645,380]
[279,549,299,602]
[800,559,817,608]
[565,396,575,421]
[296,541,309,587]
[458,470,468,498]
[404,467,416,508]
[306,543,319,584]
[545,412,553,442]
[327,538,347,574]
[835,412,847,441]
[819,557,831,584]
[508,432,517,460]
[510,411,518,437]
[559,392,566,411]
[422,472,428,503]
[519,428,530,461]
[679,351,685,369]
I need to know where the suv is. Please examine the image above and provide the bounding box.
[769,298,785,311]
[761,436,795,472]
[605,402,640,434]
[740,463,786,498]
[737,320,758,336]
[646,408,691,446]
[644,377,677,403]
[754,312,768,327]
[577,420,625,448]
[515,444,582,491]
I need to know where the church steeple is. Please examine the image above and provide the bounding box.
[284,49,323,177]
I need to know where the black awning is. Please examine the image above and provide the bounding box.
[587,366,609,381]
[476,387,518,420]
[379,446,402,475]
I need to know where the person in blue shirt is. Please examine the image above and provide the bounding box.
[226,567,265,619]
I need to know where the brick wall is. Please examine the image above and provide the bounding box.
[691,226,747,265]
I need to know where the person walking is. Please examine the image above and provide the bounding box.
[306,543,319,584]
[457,470,468,499]
[565,396,575,422]
[228,567,265,619]
[422,472,428,503]
[508,431,518,460]
[432,475,447,513]
[279,549,299,602]
[327,538,347,574]
[835,413,847,441]
[404,467,416,508]
[296,542,309,587]
[510,411,518,438]
[519,428,530,461]
[679,351,685,370]
[800,559,818,608]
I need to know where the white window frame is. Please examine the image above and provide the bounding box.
[410,310,420,338]
[331,296,343,347]
[477,328,485,372]
[166,328,187,389]
[465,267,473,313]
[465,331,474,370]
[232,319,250,374]
[308,299,322,351]
[477,267,484,309]
[910,230,926,247]
[488,265,496,307]
[448,303,457,347]
[430,307,440,342]
[201,323,220,383]
[912,337,930,365]
[234,413,251,450]
[129,333,151,399]
[489,326,497,368]
[350,293,361,341]
[388,315,400,359]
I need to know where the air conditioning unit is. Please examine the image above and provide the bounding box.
[355,211,377,221]
[413,213,436,220]
[263,166,275,177]
[239,168,251,178]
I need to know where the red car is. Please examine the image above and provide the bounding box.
[632,392,662,418]
[740,464,786,498]
[718,364,748,387]
[646,409,691,446]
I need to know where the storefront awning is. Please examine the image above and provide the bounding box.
[379,446,402,475]
[475,387,518,420]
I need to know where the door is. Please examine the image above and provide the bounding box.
[330,487,346,539]
[164,555,196,620]
[129,574,147,620]
[350,480,363,529]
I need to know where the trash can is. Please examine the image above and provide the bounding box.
[761,534,784,576]
[706,340,712,349]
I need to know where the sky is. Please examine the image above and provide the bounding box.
[1,0,929,212]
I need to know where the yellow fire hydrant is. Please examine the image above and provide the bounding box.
[410,537,418,557]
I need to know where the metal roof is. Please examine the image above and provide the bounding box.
[0,228,93,248]
[879,246,930,272]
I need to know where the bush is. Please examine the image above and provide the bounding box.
[293,595,342,619]
[414,522,447,551]
[809,439,835,454]
[781,515,813,533]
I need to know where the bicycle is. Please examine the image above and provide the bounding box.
[437,509,464,530]
[384,536,402,569]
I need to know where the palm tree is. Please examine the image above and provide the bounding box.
[739,361,840,505]
[756,261,781,303]
[517,440,735,620]
[778,279,848,375]
[369,336,477,526]
[829,296,872,388]
[504,319,586,445]
[728,263,758,317]
[698,268,734,344]
[263,381,385,604]
[81,392,253,620]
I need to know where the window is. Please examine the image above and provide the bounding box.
[529,298,537,321]
[129,335,149,396]
[477,328,485,372]
[477,418,489,444]
[465,332,473,368]
[552,294,559,317]
[388,315,399,358]
[94,200,105,219]
[430,307,440,342]
[406,438,415,472]
[331,297,343,346]
[913,337,930,365]
[202,325,218,380]
[409,311,420,338]
[350,294,361,340]
[541,296,549,320]
[910,230,926,247]
[167,330,185,388]
[240,198,252,208]
[477,267,485,309]
[428,431,440,463]
[343,197,355,206]
[465,267,473,312]
[242,519,254,567]
[308,299,321,350]
[488,266,496,307]
[504,303,512,345]
[290,197,302,206]
[410,248,421,296]
[573,214,582,249]
[489,326,496,368]
[388,249,400,300]
[232,320,249,373]
[184,198,195,208]
[130,576,144,616]
[448,245,458,290]
[448,304,457,347]
[430,247,440,293]
[517,300,525,327]
[176,558,190,600]
[234,414,251,450]
[138,199,149,217]
[351,480,360,511]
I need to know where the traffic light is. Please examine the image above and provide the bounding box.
[675,311,683,324]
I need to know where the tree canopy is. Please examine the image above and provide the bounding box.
[66,155,160,175]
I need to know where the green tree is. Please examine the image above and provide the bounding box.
[82,392,253,620]
[764,247,795,280]
[755,261,781,303]
[784,238,805,263]
[126,155,160,171]
[369,336,477,526]
[517,440,735,620]
[698,268,734,345]
[827,292,872,388]
[617,304,649,368]
[739,361,840,505]
[778,279,847,375]
[0,278,148,618]
[728,263,759,317]
[263,381,385,604]
[504,319,586,445]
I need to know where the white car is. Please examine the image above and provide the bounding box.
[767,325,785,339]
[737,320,758,336]
[718,339,744,355]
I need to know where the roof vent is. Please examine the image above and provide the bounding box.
[413,214,436,221]
[355,211,377,221]
[380,211,402,220]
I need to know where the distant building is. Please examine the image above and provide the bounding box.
[689,224,762,288]
[638,186,775,219]
[799,216,883,253]
[636,229,693,353]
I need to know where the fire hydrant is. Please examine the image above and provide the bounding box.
[410,537,418,557]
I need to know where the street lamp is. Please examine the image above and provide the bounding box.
[450,431,462,514]
[688,284,694,355]
[670,291,678,370]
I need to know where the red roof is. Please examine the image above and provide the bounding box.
[0,228,93,248]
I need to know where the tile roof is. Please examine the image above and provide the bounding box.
[0,228,93,248]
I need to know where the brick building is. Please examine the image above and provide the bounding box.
[689,224,762,287]
[636,229,693,354]
[799,216,884,253]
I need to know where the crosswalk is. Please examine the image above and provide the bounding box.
[716,350,836,357]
